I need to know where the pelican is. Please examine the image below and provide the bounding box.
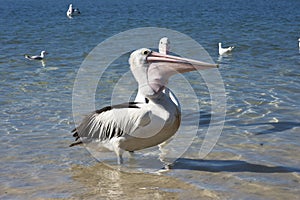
[218,42,234,55]
[70,48,218,164]
[67,4,81,18]
[159,37,170,54]
[24,51,48,60]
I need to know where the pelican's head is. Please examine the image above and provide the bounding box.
[129,48,218,97]
[129,48,150,68]
[159,37,170,54]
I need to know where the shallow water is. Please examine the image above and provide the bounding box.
[1,0,300,199]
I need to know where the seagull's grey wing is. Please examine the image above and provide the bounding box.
[25,55,42,60]
[70,102,151,146]
[25,55,33,60]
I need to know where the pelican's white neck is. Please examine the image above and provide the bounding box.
[132,69,160,98]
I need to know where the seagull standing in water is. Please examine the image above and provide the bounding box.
[24,51,48,60]
[218,42,234,56]
[159,37,170,54]
[70,48,218,164]
[157,37,179,159]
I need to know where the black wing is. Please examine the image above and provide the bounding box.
[70,102,151,147]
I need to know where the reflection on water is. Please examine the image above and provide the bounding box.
[70,162,220,199]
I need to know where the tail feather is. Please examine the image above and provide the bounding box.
[25,55,32,60]
[69,140,83,147]
[70,128,81,145]
[71,129,78,136]
[71,127,77,133]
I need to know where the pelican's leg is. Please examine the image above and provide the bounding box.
[163,163,173,170]
[158,141,169,163]
[114,147,124,164]
[117,154,124,165]
[112,138,125,164]
[158,140,174,169]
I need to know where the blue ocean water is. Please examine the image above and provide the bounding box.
[1,0,300,199]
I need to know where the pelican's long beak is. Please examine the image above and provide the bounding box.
[147,51,218,73]
[145,51,218,93]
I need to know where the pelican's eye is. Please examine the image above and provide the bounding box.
[142,50,150,55]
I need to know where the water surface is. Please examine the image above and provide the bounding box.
[1,0,300,199]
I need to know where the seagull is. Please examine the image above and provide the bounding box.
[157,37,179,162]
[70,48,218,164]
[24,51,48,60]
[218,42,234,56]
[67,4,81,18]
[298,38,300,49]
[157,37,177,113]
[159,37,170,54]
